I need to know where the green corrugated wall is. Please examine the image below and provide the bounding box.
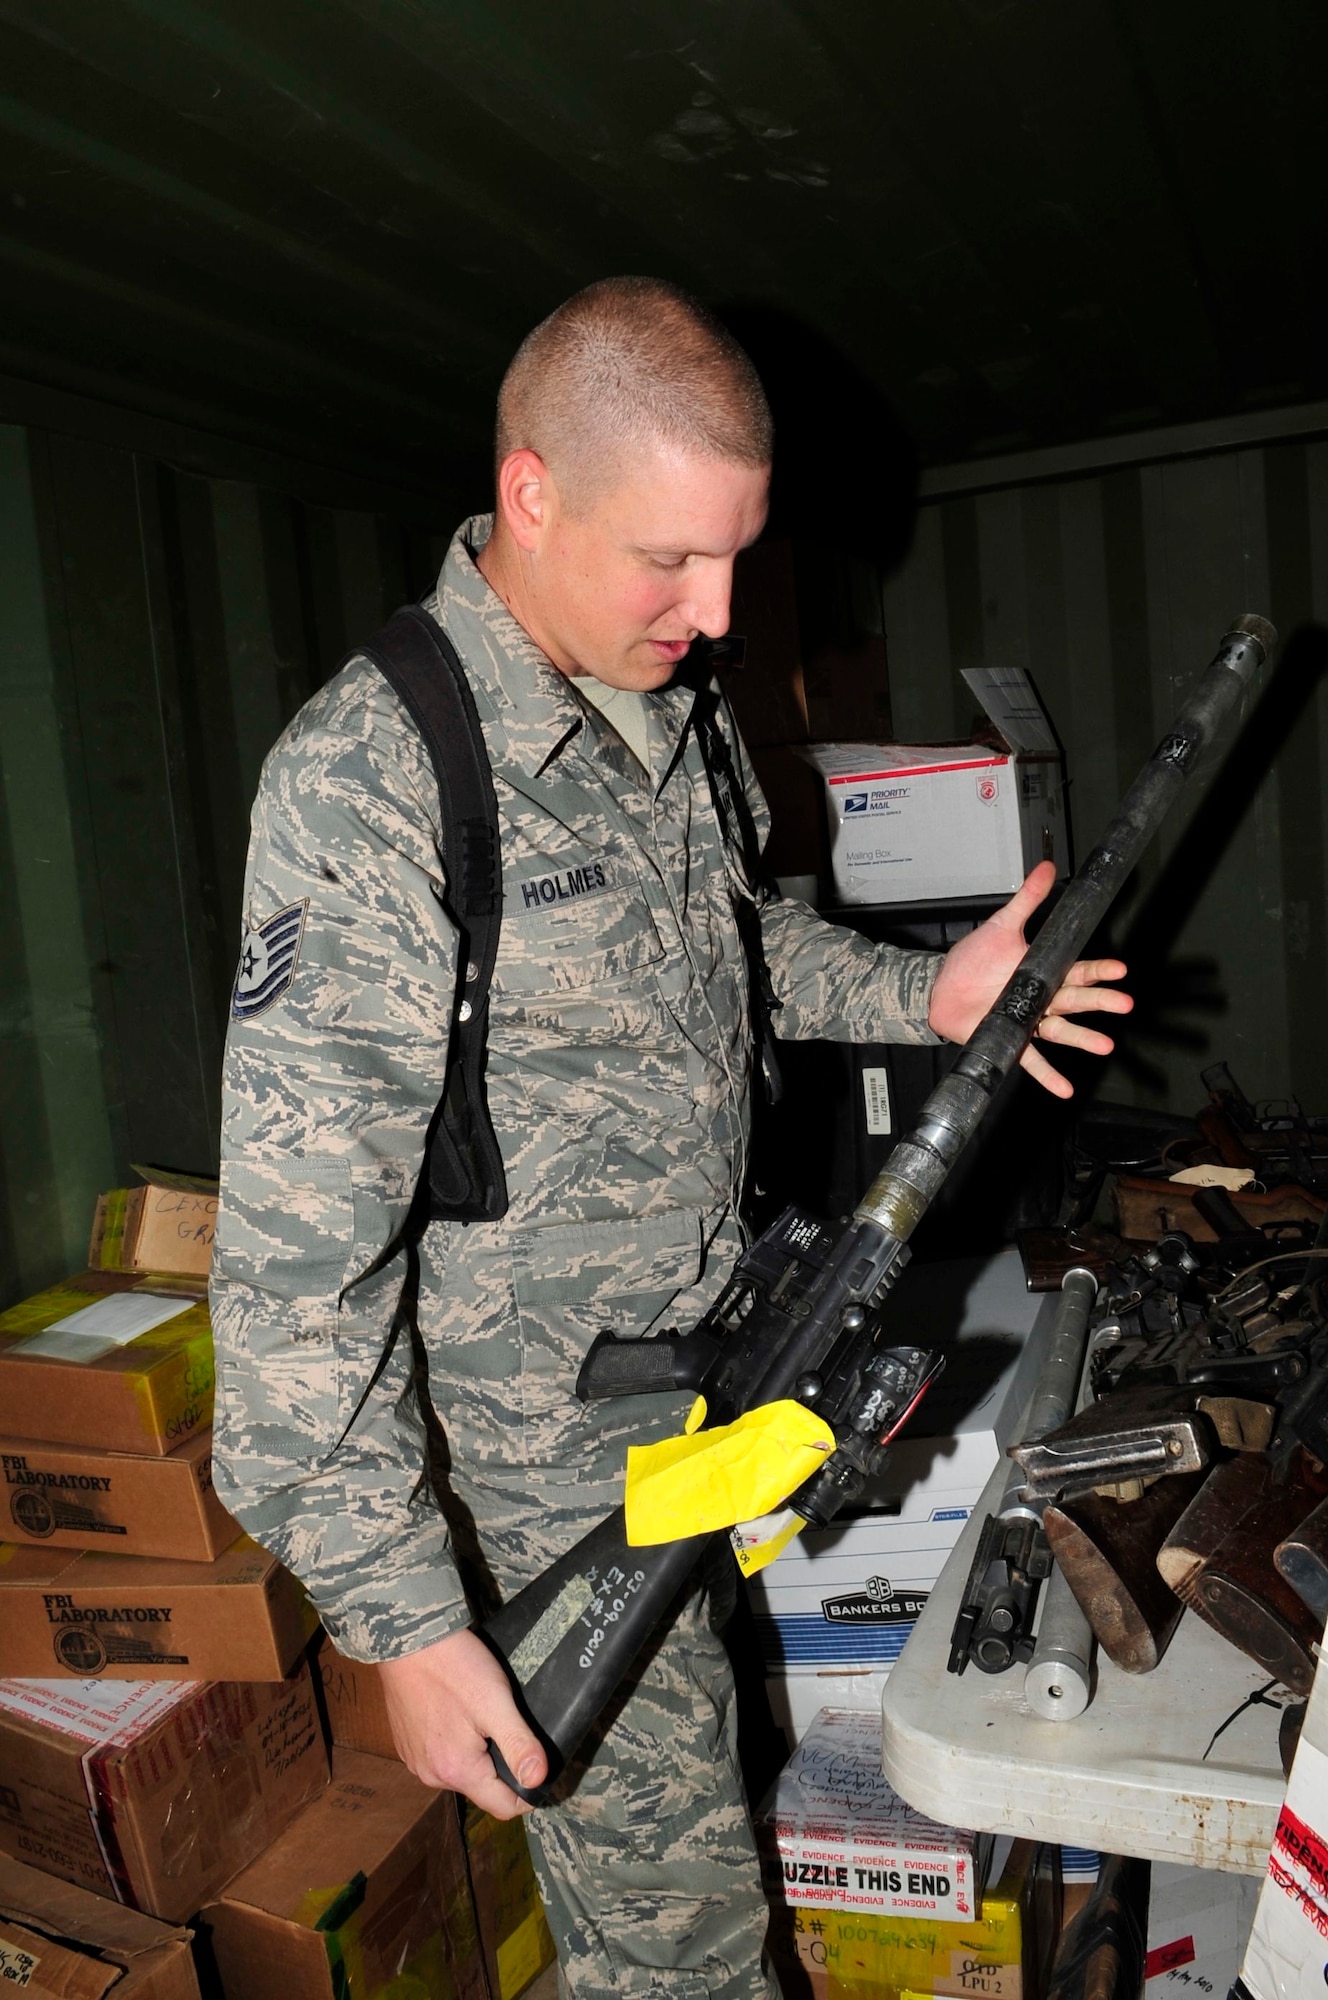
[884,438,1328,1118]
[0,421,445,1305]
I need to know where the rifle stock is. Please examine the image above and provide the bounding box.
[477,615,1275,1801]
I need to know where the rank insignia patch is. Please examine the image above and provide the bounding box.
[231,900,308,1019]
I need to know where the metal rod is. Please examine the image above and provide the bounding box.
[1024,1565,1095,1721]
[1000,1265,1100,1524]
[1023,1282,1113,1721]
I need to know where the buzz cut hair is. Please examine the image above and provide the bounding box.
[495,276,772,501]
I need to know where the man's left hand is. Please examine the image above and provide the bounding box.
[927,860,1132,1100]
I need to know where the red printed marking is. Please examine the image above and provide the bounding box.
[1145,1936,1195,1980]
[828,757,1007,785]
[1274,1804,1328,1899]
[1269,1855,1328,1939]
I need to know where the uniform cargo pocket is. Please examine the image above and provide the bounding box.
[215,1157,355,1300]
[513,1210,704,1323]
[213,1156,355,1451]
[509,1212,707,1469]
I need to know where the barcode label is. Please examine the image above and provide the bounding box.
[862,1067,892,1136]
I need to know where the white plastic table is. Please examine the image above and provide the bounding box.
[881,1455,1288,1874]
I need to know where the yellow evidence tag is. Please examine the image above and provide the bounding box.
[623,1399,834,1546]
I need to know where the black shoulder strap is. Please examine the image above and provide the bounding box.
[689,679,785,1108]
[356,604,508,1223]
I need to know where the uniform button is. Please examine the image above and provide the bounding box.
[458,1000,473,1023]
[466,960,479,982]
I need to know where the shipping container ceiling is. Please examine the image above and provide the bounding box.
[0,0,1325,511]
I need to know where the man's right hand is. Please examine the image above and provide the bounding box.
[377,1625,547,1818]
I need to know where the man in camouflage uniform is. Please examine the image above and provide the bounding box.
[212,279,1128,2000]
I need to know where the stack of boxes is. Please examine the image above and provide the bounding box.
[747,1254,1104,1977]
[0,1170,1090,1999]
[759,1709,1062,2000]
[0,1171,556,2000]
[0,1172,314,1683]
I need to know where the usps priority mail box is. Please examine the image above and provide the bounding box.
[749,1249,1052,1730]
[800,666,1069,905]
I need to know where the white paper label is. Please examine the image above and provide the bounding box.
[0,1675,197,1745]
[20,1292,192,1363]
[0,1940,39,1984]
[961,666,1060,755]
[730,1506,806,1577]
[862,1067,892,1136]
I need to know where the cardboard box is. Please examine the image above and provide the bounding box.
[777,1839,1060,2000]
[0,1430,238,1561]
[465,1806,557,2000]
[312,1641,555,2000]
[803,741,1067,906]
[748,1251,1048,1717]
[801,666,1068,906]
[0,1666,327,1922]
[89,1170,218,1283]
[311,1637,396,1760]
[758,1710,990,1924]
[0,1280,214,1456]
[202,1747,488,2000]
[0,1853,200,1999]
[0,1535,317,1681]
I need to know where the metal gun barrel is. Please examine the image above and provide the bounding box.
[949,1267,1100,1694]
[854,615,1274,1241]
[1024,1566,1094,1720]
[1021,1272,1103,1720]
[1000,1266,1099,1524]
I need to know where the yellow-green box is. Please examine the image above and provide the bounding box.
[0,1278,213,1455]
[778,1841,1060,2000]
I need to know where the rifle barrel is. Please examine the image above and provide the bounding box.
[854,614,1275,1241]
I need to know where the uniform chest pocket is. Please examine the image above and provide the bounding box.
[493,864,666,994]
